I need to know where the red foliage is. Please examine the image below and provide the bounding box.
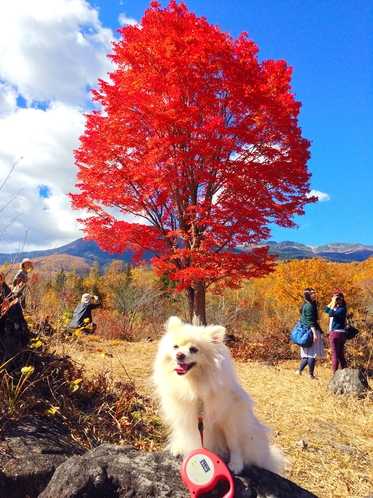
[70,1,313,316]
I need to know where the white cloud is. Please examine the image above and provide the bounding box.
[118,13,138,26]
[307,189,330,202]
[0,0,116,253]
[0,0,114,106]
[0,104,88,252]
[0,83,18,116]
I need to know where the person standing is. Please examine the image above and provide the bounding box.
[69,293,101,334]
[295,288,325,379]
[1,271,31,352]
[12,258,34,309]
[324,289,347,375]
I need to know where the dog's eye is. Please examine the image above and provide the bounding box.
[189,347,198,354]
[173,345,178,350]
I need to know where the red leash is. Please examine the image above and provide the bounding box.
[180,397,235,498]
[197,397,204,447]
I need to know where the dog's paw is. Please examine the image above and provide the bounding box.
[170,445,183,457]
[228,457,244,475]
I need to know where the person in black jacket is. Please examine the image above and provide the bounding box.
[69,293,100,334]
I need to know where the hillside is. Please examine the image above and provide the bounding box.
[30,254,90,278]
[0,239,132,274]
[0,238,372,276]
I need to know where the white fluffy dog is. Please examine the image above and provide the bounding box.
[152,316,285,476]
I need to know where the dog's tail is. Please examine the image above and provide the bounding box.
[267,445,289,477]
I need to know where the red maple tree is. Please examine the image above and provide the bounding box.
[71,1,314,325]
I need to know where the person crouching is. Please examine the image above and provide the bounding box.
[69,293,100,334]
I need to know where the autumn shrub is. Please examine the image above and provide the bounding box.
[94,309,135,341]
[344,319,373,372]
[0,361,36,421]
[35,282,77,334]
[0,336,164,451]
[229,330,292,363]
[205,290,244,330]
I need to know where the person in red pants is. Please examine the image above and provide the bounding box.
[324,290,347,375]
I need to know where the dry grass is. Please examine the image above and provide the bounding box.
[52,336,373,498]
[237,361,373,498]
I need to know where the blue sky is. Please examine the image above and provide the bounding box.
[0,0,372,253]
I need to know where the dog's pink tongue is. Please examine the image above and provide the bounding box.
[175,363,188,373]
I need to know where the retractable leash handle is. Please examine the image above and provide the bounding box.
[181,447,235,498]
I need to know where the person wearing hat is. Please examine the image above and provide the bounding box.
[324,290,348,375]
[12,258,34,309]
[69,293,101,334]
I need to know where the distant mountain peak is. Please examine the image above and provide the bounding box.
[258,241,373,262]
[0,238,372,272]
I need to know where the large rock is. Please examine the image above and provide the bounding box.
[328,368,371,396]
[39,444,317,498]
[0,418,87,498]
[0,419,318,498]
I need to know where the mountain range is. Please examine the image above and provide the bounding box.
[264,241,373,262]
[0,239,372,275]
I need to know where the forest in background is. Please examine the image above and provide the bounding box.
[2,255,372,370]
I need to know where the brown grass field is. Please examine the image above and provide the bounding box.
[53,336,373,498]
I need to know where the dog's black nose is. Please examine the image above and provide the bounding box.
[176,352,185,361]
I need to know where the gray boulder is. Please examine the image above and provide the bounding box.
[0,419,318,498]
[0,417,87,498]
[328,368,371,396]
[39,444,317,498]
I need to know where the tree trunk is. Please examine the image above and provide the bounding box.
[185,281,207,326]
[185,286,194,323]
[192,279,207,326]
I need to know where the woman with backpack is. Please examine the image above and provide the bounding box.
[295,288,325,379]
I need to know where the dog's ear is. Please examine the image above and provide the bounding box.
[204,325,226,343]
[166,316,183,331]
